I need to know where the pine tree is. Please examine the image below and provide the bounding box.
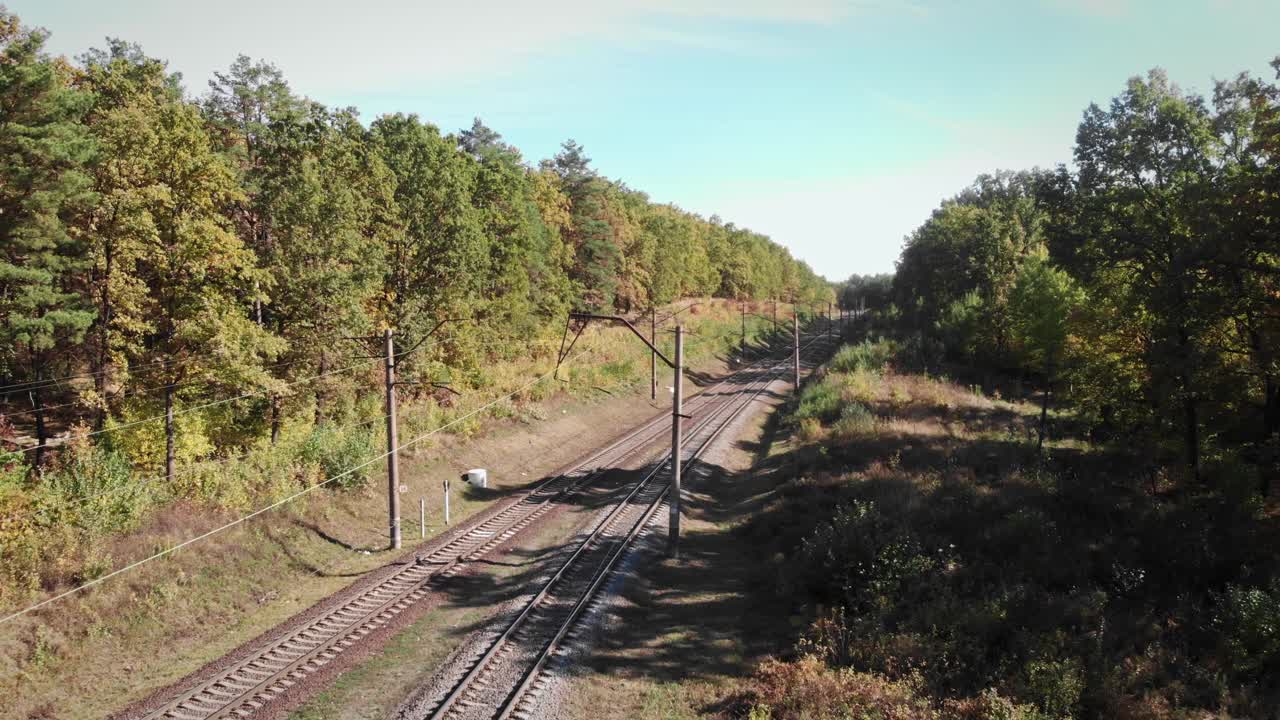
[0,11,97,464]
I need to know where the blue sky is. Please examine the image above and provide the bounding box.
[15,0,1280,279]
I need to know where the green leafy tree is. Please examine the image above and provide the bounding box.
[253,104,393,433]
[1073,68,1222,480]
[1211,60,1280,454]
[203,55,304,327]
[1009,255,1085,450]
[372,114,487,369]
[76,40,182,429]
[0,11,96,463]
[83,70,281,478]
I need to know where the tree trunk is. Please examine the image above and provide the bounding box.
[32,362,46,469]
[314,351,327,425]
[1037,370,1051,454]
[94,240,113,432]
[1262,376,1279,498]
[1184,388,1200,483]
[1264,375,1279,439]
[164,367,175,484]
[1177,326,1200,483]
[270,395,281,445]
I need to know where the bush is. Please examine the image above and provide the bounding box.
[44,435,150,534]
[0,417,29,490]
[793,380,843,425]
[793,500,940,613]
[836,369,880,405]
[1023,657,1083,718]
[829,339,894,374]
[110,400,215,472]
[943,688,1053,720]
[796,417,825,444]
[1215,579,1280,678]
[299,423,376,489]
[832,402,876,439]
[746,655,938,720]
[741,656,1053,720]
[0,484,43,599]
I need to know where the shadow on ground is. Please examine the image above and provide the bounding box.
[546,355,1280,719]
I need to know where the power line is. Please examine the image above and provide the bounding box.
[51,411,396,514]
[1,322,802,624]
[0,356,315,421]
[7,360,380,455]
[0,352,222,396]
[0,350,586,628]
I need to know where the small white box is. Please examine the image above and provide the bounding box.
[463,468,488,489]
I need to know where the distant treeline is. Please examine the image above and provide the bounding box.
[0,9,832,464]
[867,60,1280,484]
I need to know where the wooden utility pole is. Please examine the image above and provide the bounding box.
[669,325,684,558]
[772,299,777,330]
[384,329,401,550]
[650,307,657,401]
[793,314,800,392]
[827,302,833,341]
[741,301,747,355]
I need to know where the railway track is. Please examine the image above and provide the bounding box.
[136,332,826,720]
[411,334,830,720]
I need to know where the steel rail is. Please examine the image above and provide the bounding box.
[497,333,830,720]
[422,334,830,720]
[137,333,819,720]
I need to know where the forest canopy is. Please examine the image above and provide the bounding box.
[883,62,1280,485]
[0,9,833,466]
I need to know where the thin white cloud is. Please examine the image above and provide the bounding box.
[1046,0,1133,18]
[24,0,923,96]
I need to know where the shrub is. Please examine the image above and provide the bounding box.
[793,380,842,425]
[829,339,894,374]
[746,655,938,720]
[1215,579,1280,678]
[0,484,43,599]
[110,401,215,472]
[1023,657,1084,718]
[793,500,939,613]
[299,423,376,490]
[837,369,880,405]
[832,402,876,440]
[0,417,29,491]
[943,688,1054,720]
[44,435,150,534]
[796,417,825,444]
